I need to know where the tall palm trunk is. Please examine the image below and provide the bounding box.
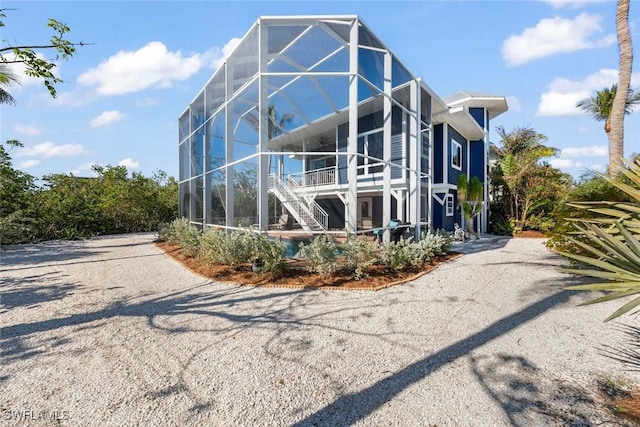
[609,0,632,177]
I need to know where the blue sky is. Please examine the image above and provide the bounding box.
[2,0,638,180]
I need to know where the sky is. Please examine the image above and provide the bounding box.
[2,0,639,181]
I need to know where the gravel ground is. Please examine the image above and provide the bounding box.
[2,233,640,426]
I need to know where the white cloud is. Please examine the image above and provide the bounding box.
[589,163,604,171]
[118,158,140,169]
[90,110,127,128]
[78,42,206,95]
[14,123,42,136]
[537,69,640,116]
[540,0,609,8]
[17,159,41,169]
[549,158,583,169]
[505,96,522,113]
[578,126,590,133]
[501,13,615,66]
[561,145,607,157]
[135,97,159,107]
[210,37,242,70]
[19,141,87,158]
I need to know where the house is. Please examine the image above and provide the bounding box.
[178,15,508,241]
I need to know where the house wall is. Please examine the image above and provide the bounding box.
[433,124,444,183]
[447,125,467,185]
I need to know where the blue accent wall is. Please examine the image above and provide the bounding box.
[433,124,443,183]
[469,107,485,128]
[469,140,485,184]
[447,125,466,185]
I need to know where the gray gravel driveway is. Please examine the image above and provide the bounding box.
[1,233,639,426]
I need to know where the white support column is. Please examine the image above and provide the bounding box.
[346,18,359,233]
[408,80,421,240]
[257,20,269,231]
[482,108,489,234]
[382,50,392,242]
[225,64,234,228]
[203,131,211,228]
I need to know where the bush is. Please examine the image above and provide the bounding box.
[157,218,200,257]
[199,228,286,276]
[380,237,422,270]
[252,233,286,277]
[199,227,227,264]
[341,234,377,280]
[419,230,454,259]
[299,234,338,277]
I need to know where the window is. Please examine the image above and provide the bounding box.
[357,131,384,175]
[451,140,462,171]
[446,194,454,216]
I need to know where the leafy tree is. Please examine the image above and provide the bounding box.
[457,173,483,239]
[493,126,559,229]
[0,9,86,99]
[577,84,640,176]
[0,140,37,243]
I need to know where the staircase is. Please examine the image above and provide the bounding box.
[267,174,328,232]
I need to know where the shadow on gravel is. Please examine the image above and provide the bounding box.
[1,243,106,267]
[290,279,595,426]
[450,237,511,255]
[0,283,306,362]
[3,252,163,272]
[470,353,601,426]
[1,272,78,311]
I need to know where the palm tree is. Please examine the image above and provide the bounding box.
[494,126,557,224]
[0,64,20,105]
[609,0,634,177]
[457,173,483,240]
[577,85,640,160]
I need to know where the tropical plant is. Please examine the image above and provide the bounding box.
[559,157,640,321]
[577,84,640,176]
[491,126,560,231]
[609,0,634,177]
[457,173,483,239]
[0,64,20,105]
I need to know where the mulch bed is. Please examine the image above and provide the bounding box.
[155,241,462,291]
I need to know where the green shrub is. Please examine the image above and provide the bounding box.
[199,227,227,264]
[215,229,257,269]
[158,218,201,257]
[380,237,422,270]
[341,234,377,280]
[419,230,454,259]
[299,234,338,277]
[252,232,287,277]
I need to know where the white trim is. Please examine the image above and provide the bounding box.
[451,139,462,171]
[431,183,457,192]
[445,194,454,216]
[433,193,445,205]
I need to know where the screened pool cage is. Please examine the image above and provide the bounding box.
[178,15,442,241]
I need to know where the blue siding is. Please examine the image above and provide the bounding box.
[469,107,485,128]
[433,124,443,183]
[447,125,466,185]
[469,140,485,184]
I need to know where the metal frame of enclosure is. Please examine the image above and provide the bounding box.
[178,16,459,240]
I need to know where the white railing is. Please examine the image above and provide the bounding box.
[268,174,329,231]
[289,167,337,188]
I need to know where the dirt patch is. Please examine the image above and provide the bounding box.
[155,241,462,291]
